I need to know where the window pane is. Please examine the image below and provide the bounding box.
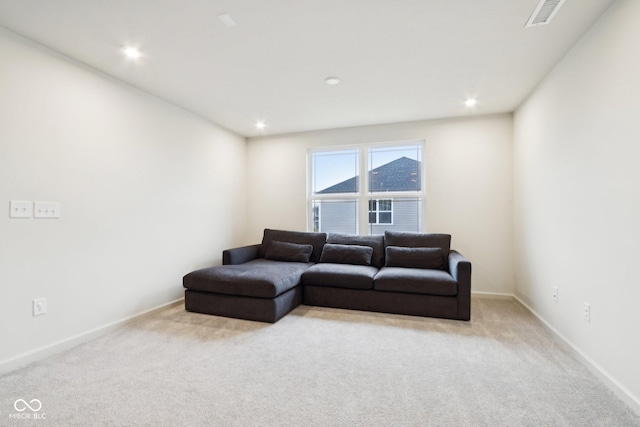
[312,199,358,234]
[368,145,421,193]
[368,212,377,224]
[379,212,392,224]
[368,199,376,210]
[379,199,392,211]
[312,150,359,194]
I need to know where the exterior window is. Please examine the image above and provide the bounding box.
[369,199,392,224]
[309,142,423,235]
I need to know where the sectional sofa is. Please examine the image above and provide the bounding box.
[183,229,471,323]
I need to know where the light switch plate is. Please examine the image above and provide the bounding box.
[10,200,32,218]
[34,201,60,218]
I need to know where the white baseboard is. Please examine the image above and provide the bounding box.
[513,295,640,417]
[472,291,514,299]
[0,298,184,376]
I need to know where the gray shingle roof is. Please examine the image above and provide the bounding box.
[318,157,421,193]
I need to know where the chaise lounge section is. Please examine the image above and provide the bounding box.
[184,229,326,323]
[183,228,471,323]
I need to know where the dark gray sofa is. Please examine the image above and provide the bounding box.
[183,228,471,323]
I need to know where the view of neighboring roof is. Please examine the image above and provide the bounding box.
[318,157,421,193]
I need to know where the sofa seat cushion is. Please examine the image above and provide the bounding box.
[183,259,312,298]
[374,267,457,296]
[302,263,378,290]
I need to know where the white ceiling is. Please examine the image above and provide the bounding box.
[0,0,616,137]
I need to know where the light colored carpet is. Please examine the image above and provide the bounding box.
[1,298,638,426]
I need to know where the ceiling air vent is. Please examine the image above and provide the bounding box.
[525,0,566,27]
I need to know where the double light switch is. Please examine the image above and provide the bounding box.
[10,200,33,218]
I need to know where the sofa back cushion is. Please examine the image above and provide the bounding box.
[259,229,327,263]
[265,241,314,263]
[319,244,373,266]
[384,231,451,269]
[327,233,385,268]
[385,246,443,270]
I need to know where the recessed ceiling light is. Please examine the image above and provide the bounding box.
[325,77,340,85]
[255,121,266,130]
[122,46,143,60]
[464,98,478,107]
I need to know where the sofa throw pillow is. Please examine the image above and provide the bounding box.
[264,240,313,263]
[319,244,374,266]
[327,233,385,268]
[259,229,327,263]
[384,231,451,269]
[385,246,443,270]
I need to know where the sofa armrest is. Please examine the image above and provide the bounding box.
[222,244,261,265]
[449,250,471,283]
[449,250,471,320]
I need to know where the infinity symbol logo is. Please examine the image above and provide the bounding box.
[14,399,42,412]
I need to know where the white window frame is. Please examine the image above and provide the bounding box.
[307,140,425,235]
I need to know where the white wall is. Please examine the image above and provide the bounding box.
[247,114,514,294]
[513,0,640,410]
[0,28,246,365]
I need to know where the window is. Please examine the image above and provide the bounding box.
[308,142,423,235]
[369,199,392,224]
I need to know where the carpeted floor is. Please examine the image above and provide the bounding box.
[1,297,638,426]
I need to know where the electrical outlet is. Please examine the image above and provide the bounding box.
[583,303,590,323]
[552,286,558,302]
[33,298,47,316]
